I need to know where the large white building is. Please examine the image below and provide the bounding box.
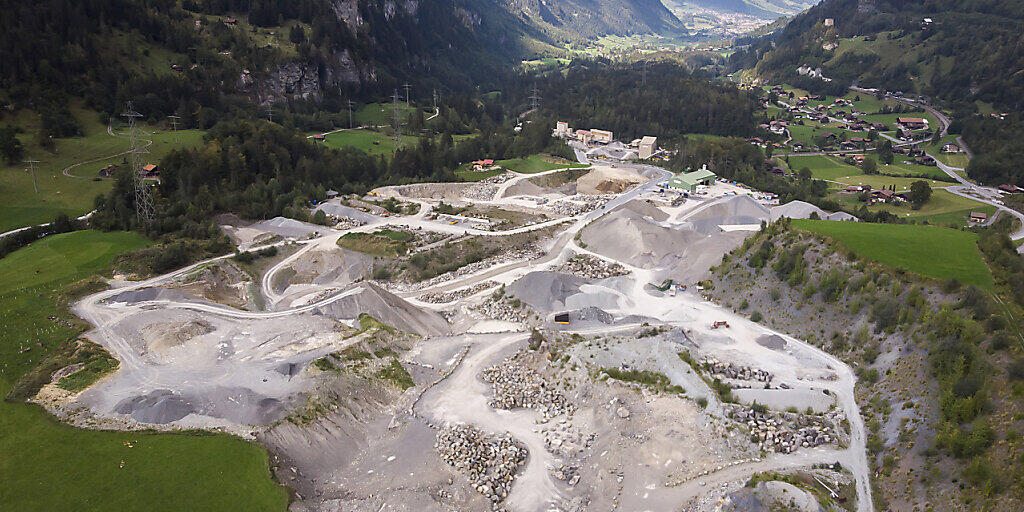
[590,129,614,144]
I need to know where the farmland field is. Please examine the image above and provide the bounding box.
[792,220,994,289]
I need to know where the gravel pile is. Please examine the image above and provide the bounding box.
[434,423,526,503]
[419,281,496,303]
[559,254,630,279]
[700,356,773,383]
[481,354,575,420]
[726,405,838,454]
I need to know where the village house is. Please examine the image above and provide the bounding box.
[970,212,987,223]
[897,117,928,130]
[140,164,159,177]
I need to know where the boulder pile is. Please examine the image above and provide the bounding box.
[547,195,612,216]
[559,254,630,279]
[473,298,531,323]
[434,423,526,503]
[481,355,574,420]
[419,281,496,304]
[726,405,838,454]
[464,172,514,201]
[700,357,773,383]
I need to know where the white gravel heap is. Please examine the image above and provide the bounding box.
[700,356,773,383]
[559,254,630,279]
[434,423,526,503]
[481,354,575,420]
[419,281,497,304]
[726,404,839,454]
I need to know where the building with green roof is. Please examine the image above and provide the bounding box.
[666,166,717,192]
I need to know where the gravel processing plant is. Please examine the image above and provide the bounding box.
[48,161,872,512]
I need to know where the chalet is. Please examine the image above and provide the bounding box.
[871,122,887,131]
[140,164,159,177]
[224,17,239,25]
[942,143,961,153]
[311,134,326,142]
[897,117,928,130]
[471,159,494,170]
[970,212,987,223]
[871,189,897,203]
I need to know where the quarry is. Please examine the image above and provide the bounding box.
[48,161,871,512]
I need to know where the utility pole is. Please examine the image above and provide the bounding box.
[346,100,355,128]
[24,159,39,194]
[402,83,412,108]
[122,102,154,224]
[168,115,181,142]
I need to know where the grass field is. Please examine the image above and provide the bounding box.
[351,102,432,127]
[788,155,854,181]
[320,129,476,159]
[0,230,288,512]
[496,154,588,174]
[1,107,205,233]
[792,220,994,290]
[338,229,411,256]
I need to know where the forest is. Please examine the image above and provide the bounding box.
[500,61,763,143]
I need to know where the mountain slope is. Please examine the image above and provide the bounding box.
[503,0,685,41]
[669,0,816,19]
[731,0,1024,111]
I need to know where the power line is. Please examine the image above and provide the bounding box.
[122,102,153,224]
[391,90,404,151]
[24,158,39,194]
[402,83,412,108]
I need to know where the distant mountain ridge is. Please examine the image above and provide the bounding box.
[665,0,818,19]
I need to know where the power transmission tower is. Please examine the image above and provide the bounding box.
[266,104,274,123]
[24,158,39,194]
[641,60,648,85]
[402,83,412,108]
[122,102,154,224]
[529,83,541,114]
[433,89,437,110]
[346,100,355,128]
[391,90,404,151]
[168,115,181,142]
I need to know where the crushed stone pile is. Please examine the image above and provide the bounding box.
[769,200,828,223]
[726,404,841,454]
[481,354,575,420]
[559,254,630,279]
[418,281,497,304]
[434,423,526,503]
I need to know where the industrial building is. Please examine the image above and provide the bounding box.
[638,136,657,159]
[666,166,716,192]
